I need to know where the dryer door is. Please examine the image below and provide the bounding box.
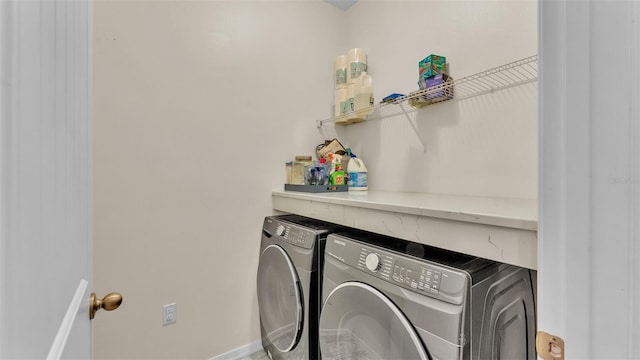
[257,244,303,353]
[319,281,430,360]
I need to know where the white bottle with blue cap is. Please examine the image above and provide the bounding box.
[346,149,368,191]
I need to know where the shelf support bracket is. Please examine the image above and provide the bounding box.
[399,103,427,153]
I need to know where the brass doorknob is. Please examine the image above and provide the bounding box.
[90,292,123,319]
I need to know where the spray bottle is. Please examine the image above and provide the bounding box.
[327,153,336,174]
[318,158,329,185]
[329,154,345,185]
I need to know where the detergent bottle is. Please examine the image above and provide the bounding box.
[354,71,374,120]
[347,154,368,191]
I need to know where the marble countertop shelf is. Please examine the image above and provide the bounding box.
[272,190,538,270]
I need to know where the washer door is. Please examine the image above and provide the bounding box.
[319,282,430,360]
[257,244,303,353]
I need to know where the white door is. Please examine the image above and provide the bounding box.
[0,0,103,358]
[539,0,640,358]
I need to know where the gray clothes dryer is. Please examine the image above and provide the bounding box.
[257,215,343,360]
[319,231,536,360]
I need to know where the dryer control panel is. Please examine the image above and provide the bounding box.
[326,234,469,305]
[264,218,316,250]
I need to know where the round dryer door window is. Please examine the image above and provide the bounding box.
[319,282,429,360]
[257,244,303,353]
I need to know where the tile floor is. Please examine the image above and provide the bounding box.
[238,349,270,360]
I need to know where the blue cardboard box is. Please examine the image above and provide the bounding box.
[425,73,453,101]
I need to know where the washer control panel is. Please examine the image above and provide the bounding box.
[357,247,444,295]
[327,234,468,305]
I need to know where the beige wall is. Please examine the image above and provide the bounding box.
[93,1,343,358]
[94,0,537,358]
[337,0,538,198]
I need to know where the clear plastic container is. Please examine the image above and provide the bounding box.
[304,160,329,185]
[292,156,312,185]
[285,161,293,184]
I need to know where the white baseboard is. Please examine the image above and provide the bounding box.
[209,340,264,360]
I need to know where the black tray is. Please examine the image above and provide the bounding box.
[284,184,348,193]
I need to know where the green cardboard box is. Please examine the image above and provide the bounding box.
[419,54,446,80]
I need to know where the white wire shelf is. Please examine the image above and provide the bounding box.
[317,54,538,128]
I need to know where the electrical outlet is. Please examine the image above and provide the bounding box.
[163,303,177,326]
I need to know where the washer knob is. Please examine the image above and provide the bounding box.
[365,253,382,272]
[276,225,286,236]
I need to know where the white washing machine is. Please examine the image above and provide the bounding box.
[319,230,536,360]
[257,215,343,360]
